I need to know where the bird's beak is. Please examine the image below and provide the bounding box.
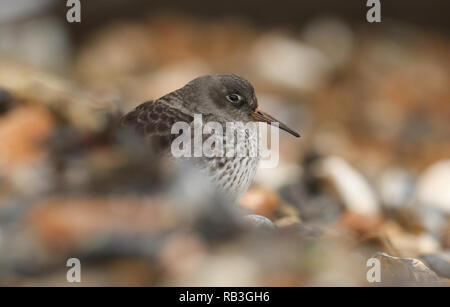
[252,108,300,137]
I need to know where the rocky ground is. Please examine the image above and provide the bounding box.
[0,13,449,286]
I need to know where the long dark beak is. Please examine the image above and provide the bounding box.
[252,108,300,138]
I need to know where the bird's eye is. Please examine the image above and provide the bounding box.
[226,94,242,104]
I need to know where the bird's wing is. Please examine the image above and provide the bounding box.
[120,100,194,152]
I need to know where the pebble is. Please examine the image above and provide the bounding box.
[239,187,280,218]
[381,222,441,255]
[416,206,447,238]
[416,160,450,215]
[254,161,301,190]
[421,251,450,279]
[274,216,301,228]
[0,105,54,169]
[0,15,70,72]
[176,254,260,286]
[373,252,440,286]
[318,156,380,217]
[377,168,415,209]
[241,214,277,231]
[301,17,355,69]
[339,211,383,234]
[27,197,176,251]
[0,0,54,23]
[158,233,207,277]
[251,33,331,92]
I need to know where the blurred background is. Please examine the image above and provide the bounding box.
[0,0,449,286]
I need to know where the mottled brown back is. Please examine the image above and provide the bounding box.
[121,100,194,152]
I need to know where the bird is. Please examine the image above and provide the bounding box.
[121,74,299,203]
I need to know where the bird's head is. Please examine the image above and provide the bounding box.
[182,74,300,137]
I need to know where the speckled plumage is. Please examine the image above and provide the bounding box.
[121,74,298,202]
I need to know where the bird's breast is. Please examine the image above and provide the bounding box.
[201,128,261,202]
[204,155,260,203]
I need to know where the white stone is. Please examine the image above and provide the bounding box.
[254,161,301,190]
[318,156,379,216]
[0,0,53,23]
[416,160,450,214]
[302,17,355,69]
[251,34,332,92]
[378,168,414,208]
[0,16,70,72]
